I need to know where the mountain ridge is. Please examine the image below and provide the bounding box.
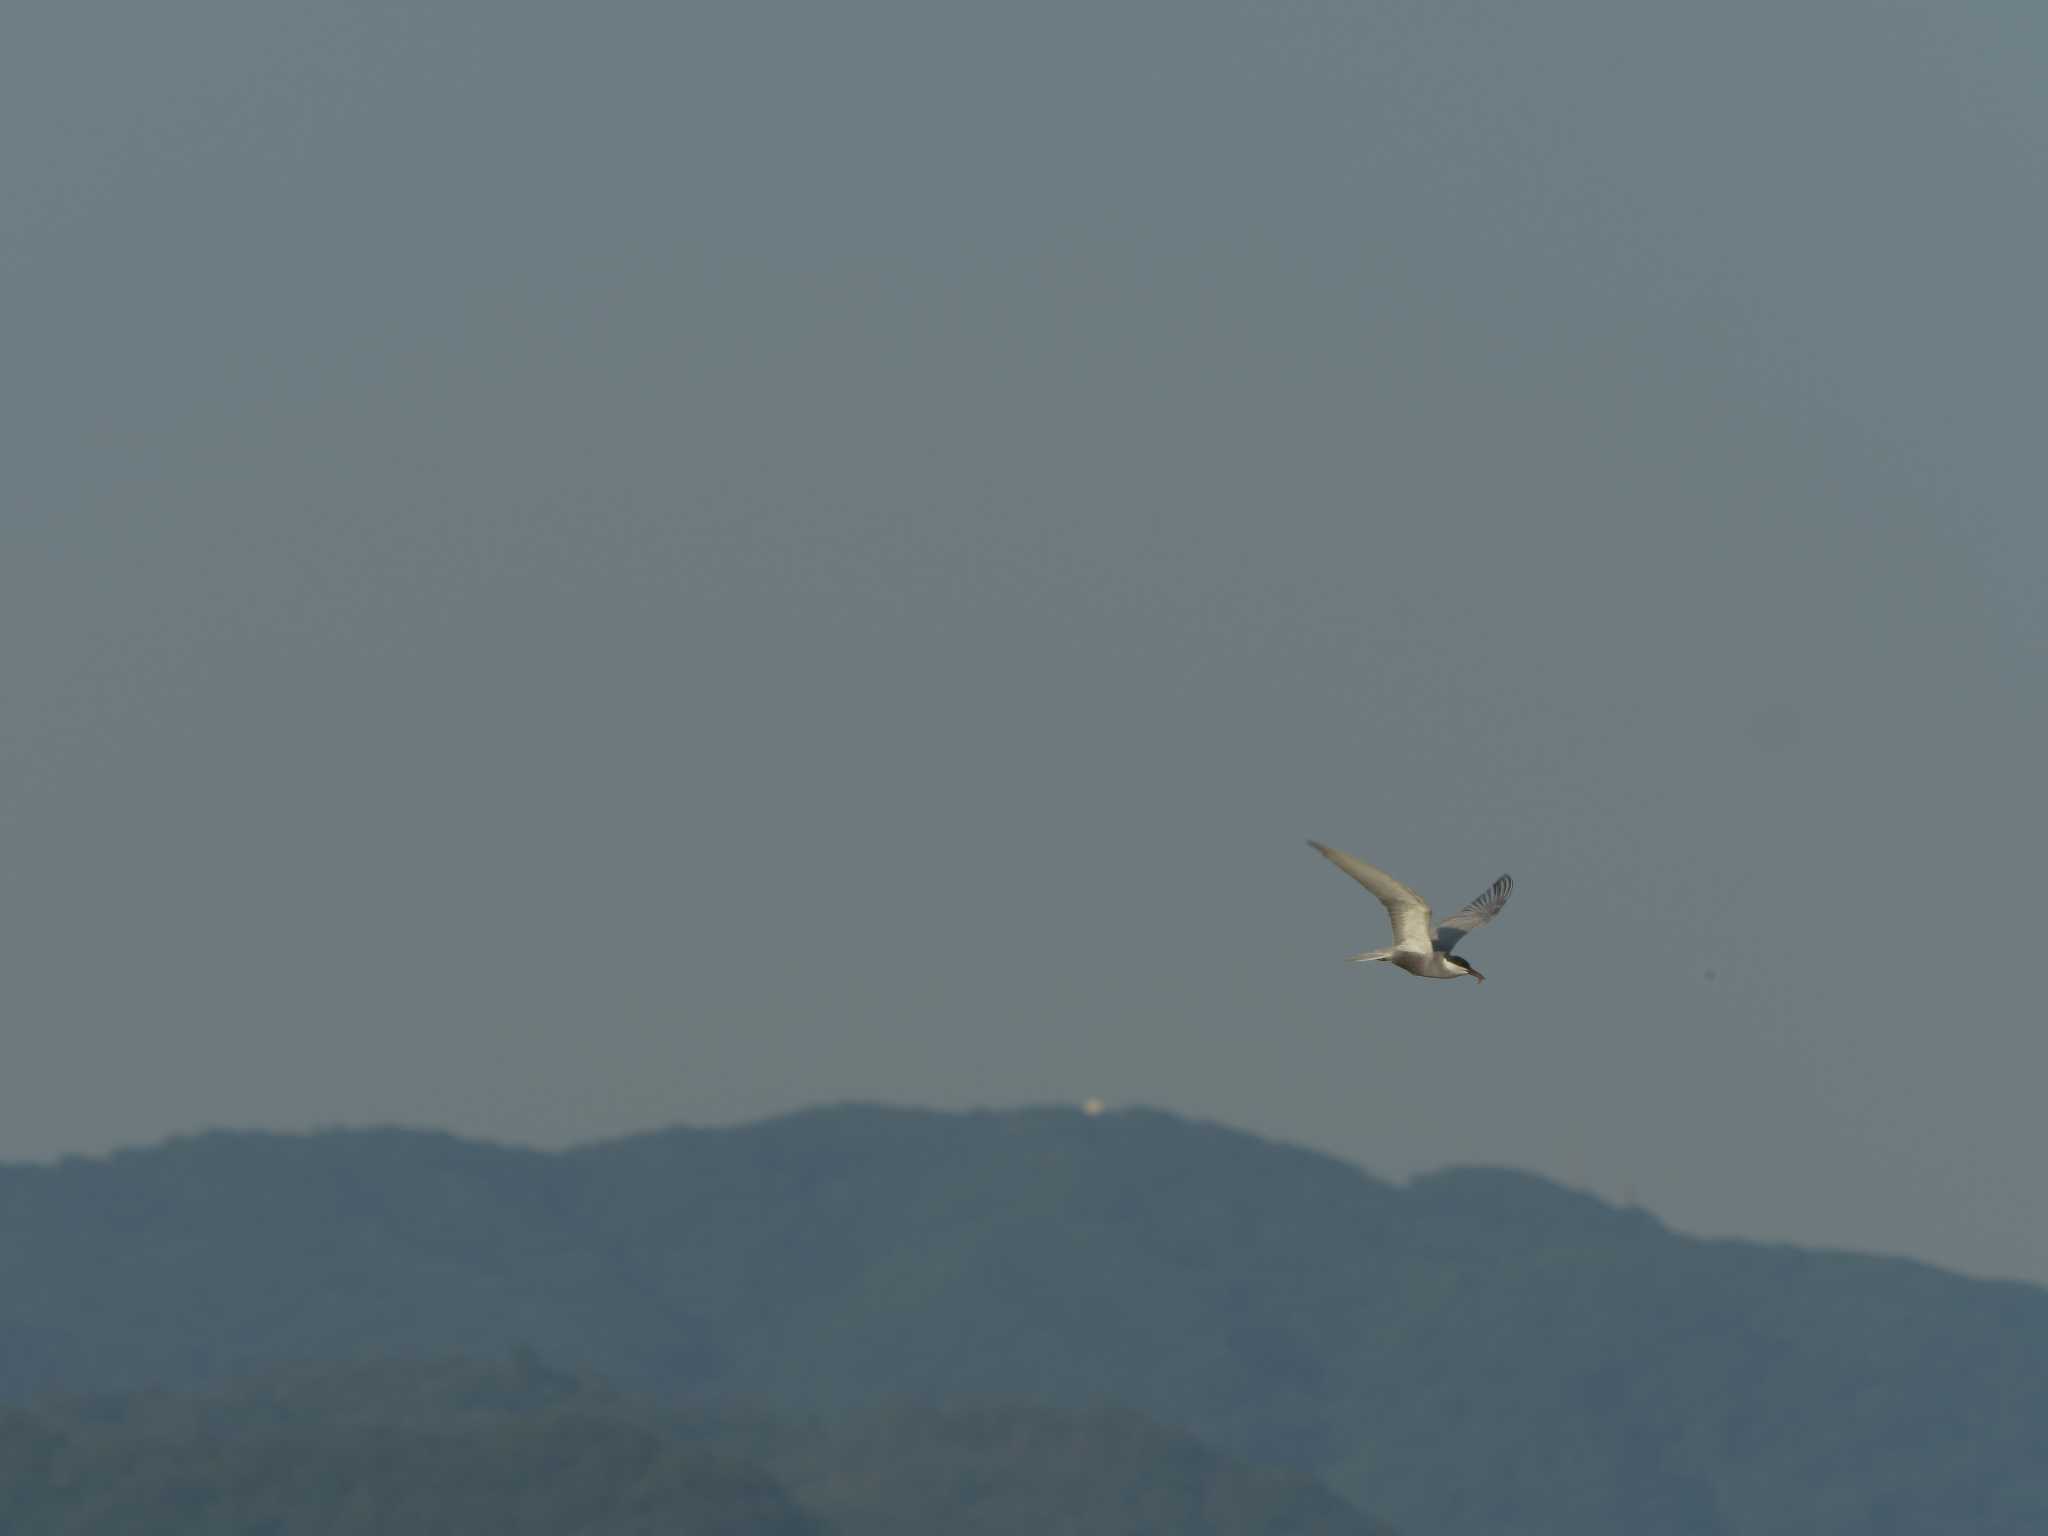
[7,1355,1385,1536]
[7,1101,2048,1534]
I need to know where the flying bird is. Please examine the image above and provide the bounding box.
[1307,841,1512,982]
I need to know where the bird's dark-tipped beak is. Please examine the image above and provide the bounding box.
[1468,967,1485,983]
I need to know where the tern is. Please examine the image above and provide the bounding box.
[1307,841,1512,982]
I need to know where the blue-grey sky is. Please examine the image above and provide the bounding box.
[8,2,2047,1281]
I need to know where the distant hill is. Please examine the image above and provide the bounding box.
[5,1356,1382,1536]
[7,1103,2048,1534]
[0,1398,817,1536]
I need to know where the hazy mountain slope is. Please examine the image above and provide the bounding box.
[7,1104,2048,1533]
[9,1356,1385,1536]
[768,1399,1386,1536]
[0,1404,818,1536]
[0,1128,704,1389]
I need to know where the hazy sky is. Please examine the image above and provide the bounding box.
[8,2,2047,1282]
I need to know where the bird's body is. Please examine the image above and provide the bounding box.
[1374,946,1481,982]
[1307,841,1512,983]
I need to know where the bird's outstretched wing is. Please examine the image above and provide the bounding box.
[1433,874,1512,953]
[1307,841,1435,952]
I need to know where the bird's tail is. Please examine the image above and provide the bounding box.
[1347,948,1395,964]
